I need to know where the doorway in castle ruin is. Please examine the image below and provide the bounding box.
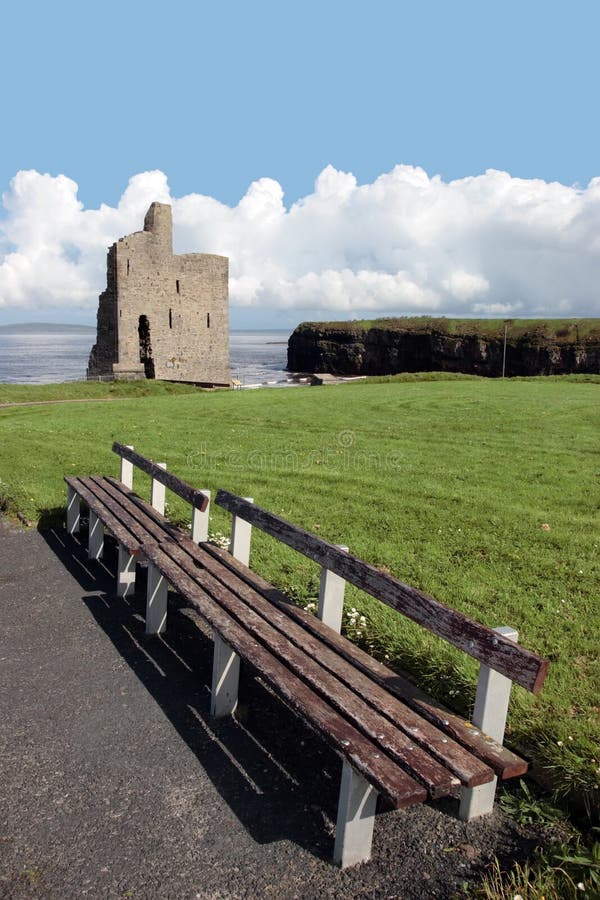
[138,315,155,379]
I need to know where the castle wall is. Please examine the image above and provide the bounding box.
[88,203,230,385]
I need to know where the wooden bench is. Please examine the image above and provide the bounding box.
[65,444,549,868]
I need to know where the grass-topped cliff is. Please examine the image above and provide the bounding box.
[291,316,600,340]
[287,317,600,377]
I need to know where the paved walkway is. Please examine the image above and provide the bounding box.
[0,519,535,898]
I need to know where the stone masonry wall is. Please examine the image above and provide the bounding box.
[88,203,230,384]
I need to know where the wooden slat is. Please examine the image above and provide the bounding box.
[176,540,495,789]
[112,442,209,511]
[97,477,183,544]
[159,541,467,798]
[215,490,549,694]
[199,541,529,780]
[141,541,427,810]
[82,477,168,549]
[65,477,142,555]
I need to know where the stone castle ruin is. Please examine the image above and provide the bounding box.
[88,203,230,385]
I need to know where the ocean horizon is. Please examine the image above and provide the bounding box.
[0,325,293,386]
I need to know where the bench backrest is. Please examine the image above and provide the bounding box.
[112,442,209,511]
[215,489,549,694]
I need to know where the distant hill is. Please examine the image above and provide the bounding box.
[0,322,96,334]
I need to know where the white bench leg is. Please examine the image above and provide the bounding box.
[459,626,518,820]
[66,486,80,535]
[317,545,348,633]
[191,490,211,542]
[333,759,378,868]
[117,545,136,598]
[209,501,250,718]
[210,632,240,717]
[88,510,104,559]
[146,564,168,634]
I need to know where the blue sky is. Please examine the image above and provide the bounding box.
[1,0,599,328]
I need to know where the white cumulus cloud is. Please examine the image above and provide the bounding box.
[1,164,599,322]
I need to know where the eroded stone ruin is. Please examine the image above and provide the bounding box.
[88,203,230,384]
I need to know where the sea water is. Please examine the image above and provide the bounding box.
[0,328,292,386]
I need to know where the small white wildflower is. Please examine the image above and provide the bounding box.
[514,894,524,900]
[577,883,585,891]
[568,735,573,741]
[557,740,564,747]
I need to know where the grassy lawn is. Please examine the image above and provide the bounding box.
[0,379,202,404]
[1,377,598,818]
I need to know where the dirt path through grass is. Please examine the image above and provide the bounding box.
[0,397,114,408]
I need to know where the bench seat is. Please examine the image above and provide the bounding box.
[64,444,548,868]
[65,474,502,805]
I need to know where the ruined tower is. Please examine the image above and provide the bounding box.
[88,202,230,384]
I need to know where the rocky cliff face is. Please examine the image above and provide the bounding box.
[287,320,600,377]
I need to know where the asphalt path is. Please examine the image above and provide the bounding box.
[0,518,538,898]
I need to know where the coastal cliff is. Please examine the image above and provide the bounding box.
[287,318,600,377]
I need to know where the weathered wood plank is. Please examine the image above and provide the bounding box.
[199,540,529,780]
[65,477,141,556]
[112,442,209,511]
[159,540,467,797]
[140,541,427,810]
[215,491,548,694]
[180,540,495,788]
[83,477,168,549]
[97,477,183,545]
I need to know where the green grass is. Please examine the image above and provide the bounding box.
[0,379,204,404]
[295,316,600,342]
[0,377,598,817]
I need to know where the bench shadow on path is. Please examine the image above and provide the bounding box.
[39,524,347,862]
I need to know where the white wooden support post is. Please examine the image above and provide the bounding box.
[459,626,519,820]
[88,510,104,559]
[230,498,253,566]
[210,632,240,717]
[191,491,211,543]
[146,564,168,635]
[150,463,166,515]
[66,485,80,534]
[120,445,134,489]
[317,545,348,633]
[333,759,378,868]
[117,544,136,597]
[209,498,253,717]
